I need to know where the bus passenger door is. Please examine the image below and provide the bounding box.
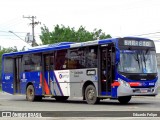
[42,54,54,95]
[99,44,114,96]
[13,57,22,94]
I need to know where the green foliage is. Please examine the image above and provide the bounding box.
[0,46,18,64]
[40,24,111,45]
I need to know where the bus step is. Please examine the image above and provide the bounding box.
[98,96,111,99]
[43,94,54,97]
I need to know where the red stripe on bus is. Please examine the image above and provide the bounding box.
[40,73,50,95]
[111,82,120,86]
[129,82,141,87]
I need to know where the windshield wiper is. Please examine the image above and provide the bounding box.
[134,53,141,69]
[142,52,146,68]
[137,54,141,69]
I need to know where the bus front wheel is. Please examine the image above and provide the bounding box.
[118,96,131,104]
[85,85,99,104]
[26,85,36,102]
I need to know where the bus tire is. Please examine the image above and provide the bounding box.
[85,85,99,104]
[26,85,36,102]
[118,96,131,104]
[55,96,69,101]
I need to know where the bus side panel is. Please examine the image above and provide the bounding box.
[53,69,98,97]
[20,72,27,94]
[20,72,42,95]
[53,70,70,96]
[70,68,98,98]
[2,73,14,94]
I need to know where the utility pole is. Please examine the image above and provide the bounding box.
[23,16,40,46]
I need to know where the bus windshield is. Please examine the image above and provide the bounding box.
[118,50,157,73]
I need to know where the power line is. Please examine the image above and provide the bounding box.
[0,30,41,34]
[0,30,8,33]
[8,31,25,41]
[0,34,25,37]
[0,21,26,32]
[134,32,160,36]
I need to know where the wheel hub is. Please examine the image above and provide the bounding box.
[28,89,33,96]
[88,89,94,100]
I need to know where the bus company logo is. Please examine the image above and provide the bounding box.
[58,74,69,79]
[1,112,42,118]
[59,74,63,79]
[2,112,11,117]
[142,82,147,86]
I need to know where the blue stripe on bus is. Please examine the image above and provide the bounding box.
[54,90,57,96]
[53,71,64,96]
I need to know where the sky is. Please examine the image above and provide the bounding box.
[0,0,160,51]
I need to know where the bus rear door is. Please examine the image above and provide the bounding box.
[13,57,22,94]
[42,53,54,95]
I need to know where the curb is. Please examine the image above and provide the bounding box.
[0,91,11,95]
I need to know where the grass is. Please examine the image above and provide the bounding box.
[0,85,1,92]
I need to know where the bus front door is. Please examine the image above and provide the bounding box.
[99,44,114,96]
[42,54,54,95]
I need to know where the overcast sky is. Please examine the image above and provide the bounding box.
[0,0,160,50]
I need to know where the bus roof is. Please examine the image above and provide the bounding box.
[2,37,152,57]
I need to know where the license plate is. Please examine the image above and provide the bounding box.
[140,89,148,93]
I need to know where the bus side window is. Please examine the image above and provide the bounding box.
[68,47,86,69]
[50,56,54,70]
[68,49,78,69]
[86,46,97,68]
[55,50,68,70]
[23,54,41,72]
[44,55,54,71]
[32,54,41,71]
[4,58,13,73]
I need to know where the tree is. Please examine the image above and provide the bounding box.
[40,24,111,45]
[0,47,18,64]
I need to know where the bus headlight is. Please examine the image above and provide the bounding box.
[118,78,130,87]
[155,80,158,87]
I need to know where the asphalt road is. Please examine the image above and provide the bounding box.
[0,92,160,120]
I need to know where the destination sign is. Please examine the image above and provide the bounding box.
[124,40,153,47]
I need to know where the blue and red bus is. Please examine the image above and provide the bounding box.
[2,37,158,104]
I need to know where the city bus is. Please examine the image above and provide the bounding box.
[1,37,158,104]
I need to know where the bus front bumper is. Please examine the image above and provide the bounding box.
[117,81,159,97]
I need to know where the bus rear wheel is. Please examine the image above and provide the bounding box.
[85,85,99,104]
[26,85,36,102]
[118,96,131,104]
[55,96,69,101]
